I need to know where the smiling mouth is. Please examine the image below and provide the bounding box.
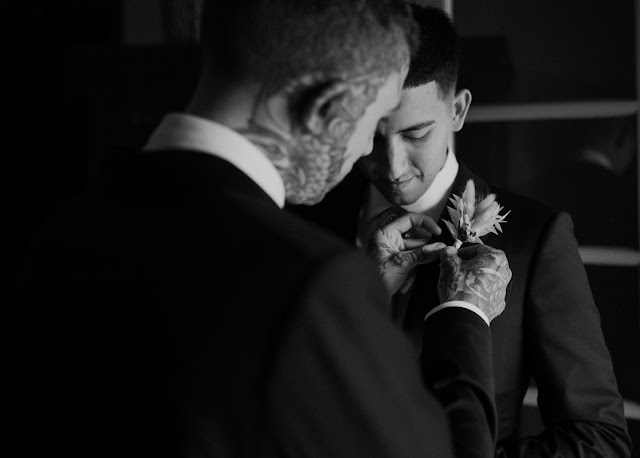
[384,177,414,191]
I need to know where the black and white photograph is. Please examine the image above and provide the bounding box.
[4,1,640,456]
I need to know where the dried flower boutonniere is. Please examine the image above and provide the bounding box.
[444,179,510,249]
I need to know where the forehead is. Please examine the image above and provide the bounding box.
[382,81,449,131]
[373,71,406,113]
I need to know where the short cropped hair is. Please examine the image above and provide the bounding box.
[199,0,417,96]
[404,4,460,96]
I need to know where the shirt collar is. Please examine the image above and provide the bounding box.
[365,147,459,221]
[401,147,459,216]
[144,113,286,208]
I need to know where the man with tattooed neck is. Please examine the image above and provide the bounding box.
[8,1,511,457]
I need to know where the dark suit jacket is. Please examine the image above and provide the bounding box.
[7,149,499,457]
[288,162,632,457]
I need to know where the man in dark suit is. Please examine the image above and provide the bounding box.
[289,5,632,457]
[6,1,513,457]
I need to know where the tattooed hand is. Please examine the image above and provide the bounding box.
[438,244,512,322]
[366,207,445,296]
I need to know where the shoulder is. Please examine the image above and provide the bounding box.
[492,187,557,223]
[480,186,566,250]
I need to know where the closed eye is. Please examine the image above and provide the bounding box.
[398,121,434,142]
[403,128,431,142]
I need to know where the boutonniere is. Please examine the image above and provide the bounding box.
[444,179,510,249]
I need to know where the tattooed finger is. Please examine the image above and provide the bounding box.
[388,250,422,268]
[402,238,429,249]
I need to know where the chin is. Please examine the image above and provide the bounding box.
[381,190,420,207]
[397,196,420,206]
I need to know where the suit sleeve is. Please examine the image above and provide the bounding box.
[499,211,632,457]
[264,251,495,457]
[422,307,498,458]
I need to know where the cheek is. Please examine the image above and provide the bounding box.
[406,145,428,171]
[410,137,443,176]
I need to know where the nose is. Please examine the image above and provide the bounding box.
[385,136,409,181]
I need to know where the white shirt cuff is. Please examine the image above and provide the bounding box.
[424,301,490,326]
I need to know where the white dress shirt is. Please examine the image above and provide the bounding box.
[144,113,286,208]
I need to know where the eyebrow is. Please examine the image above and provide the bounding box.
[398,121,435,134]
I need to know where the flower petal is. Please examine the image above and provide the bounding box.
[473,201,499,229]
[475,193,496,216]
[443,219,459,240]
[461,180,476,218]
[447,206,460,225]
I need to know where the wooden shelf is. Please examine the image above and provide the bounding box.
[578,246,640,267]
[466,100,638,123]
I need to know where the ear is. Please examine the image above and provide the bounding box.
[451,88,472,132]
[299,80,351,135]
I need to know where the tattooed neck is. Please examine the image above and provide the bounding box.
[238,72,388,205]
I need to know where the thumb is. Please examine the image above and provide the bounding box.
[414,242,447,266]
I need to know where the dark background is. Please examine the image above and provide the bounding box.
[4,0,639,456]
[3,3,201,456]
